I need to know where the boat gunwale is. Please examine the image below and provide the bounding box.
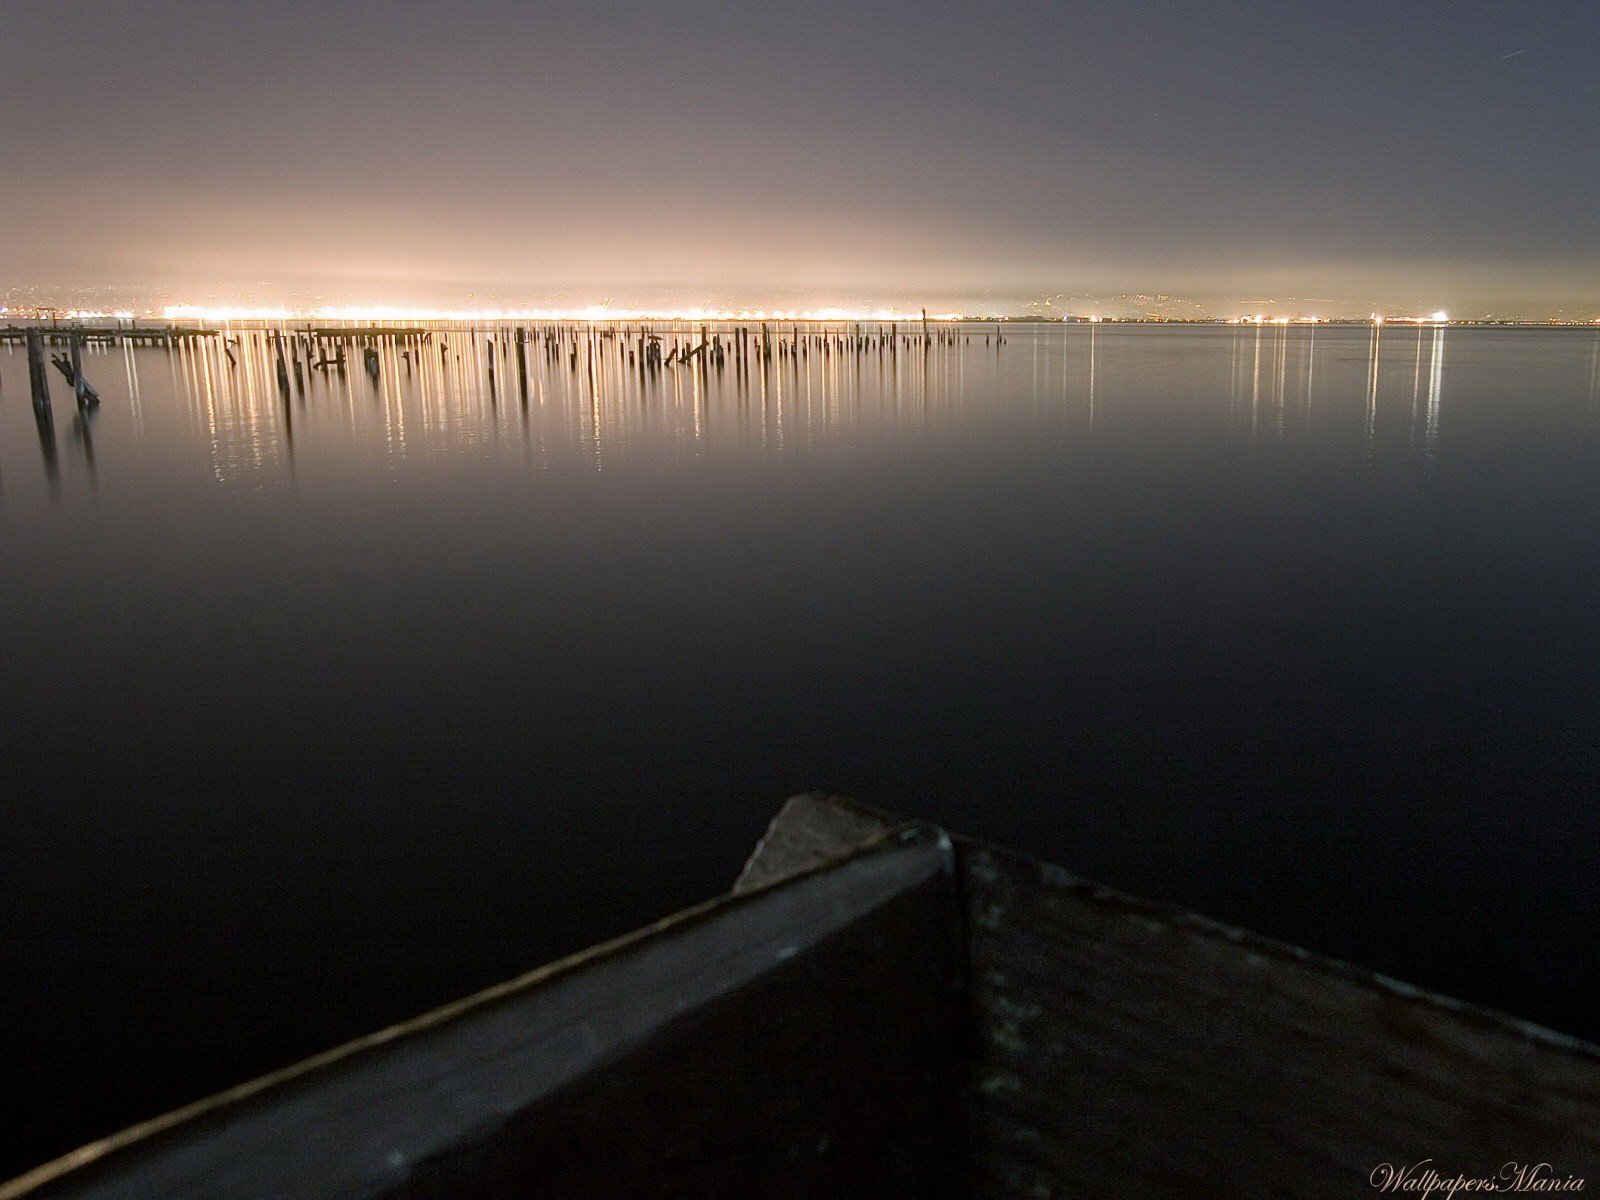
[750,794,1600,1064]
[0,817,949,1199]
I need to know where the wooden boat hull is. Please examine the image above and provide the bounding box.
[4,796,1597,1197]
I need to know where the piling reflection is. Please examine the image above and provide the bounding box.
[0,317,1522,502]
[32,398,59,497]
[73,405,99,495]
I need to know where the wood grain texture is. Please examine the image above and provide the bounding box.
[960,839,1600,1198]
[388,857,967,1199]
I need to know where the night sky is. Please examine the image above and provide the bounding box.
[4,0,1597,316]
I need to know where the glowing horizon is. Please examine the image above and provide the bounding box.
[123,304,1600,325]
[156,303,971,324]
[1,301,1594,327]
[7,6,1600,323]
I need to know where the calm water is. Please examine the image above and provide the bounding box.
[3,322,1599,1173]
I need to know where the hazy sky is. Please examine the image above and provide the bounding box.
[4,0,1597,316]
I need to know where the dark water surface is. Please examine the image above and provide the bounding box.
[3,322,1598,1174]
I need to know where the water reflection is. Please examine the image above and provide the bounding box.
[1365,321,1382,457]
[4,319,1598,1175]
[1425,326,1446,462]
[1586,329,1599,419]
[32,397,59,497]
[7,320,1595,503]
[72,405,98,495]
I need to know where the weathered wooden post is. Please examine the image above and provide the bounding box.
[69,334,86,406]
[65,333,99,407]
[273,334,291,398]
[26,330,50,408]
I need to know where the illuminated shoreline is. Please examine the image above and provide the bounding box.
[1,304,1597,328]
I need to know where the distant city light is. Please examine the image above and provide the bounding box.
[159,304,964,324]
[0,301,1553,325]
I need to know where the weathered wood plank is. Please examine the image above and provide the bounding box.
[735,793,900,891]
[2,831,965,1200]
[960,839,1600,1197]
[746,796,1600,1192]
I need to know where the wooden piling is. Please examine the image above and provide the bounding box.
[26,330,50,408]
[274,335,291,398]
[68,335,86,406]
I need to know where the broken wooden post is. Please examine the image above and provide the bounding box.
[47,348,97,404]
[66,334,98,407]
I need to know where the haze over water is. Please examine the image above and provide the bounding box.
[3,323,1599,1172]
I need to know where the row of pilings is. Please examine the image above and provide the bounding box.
[1,320,1008,493]
[21,330,102,410]
[493,320,1002,385]
[244,320,1005,401]
[3,320,1010,411]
